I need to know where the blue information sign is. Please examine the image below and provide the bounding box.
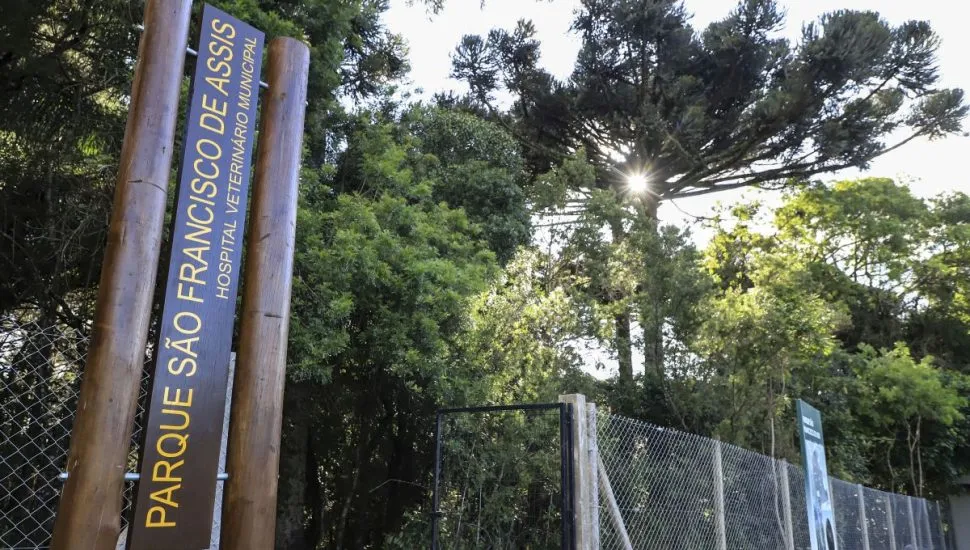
[128,5,263,548]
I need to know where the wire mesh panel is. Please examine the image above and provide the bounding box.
[0,321,150,549]
[788,463,811,550]
[914,498,934,549]
[0,323,84,549]
[829,478,865,550]
[597,414,719,550]
[720,443,786,550]
[892,493,916,549]
[433,405,569,550]
[927,501,946,550]
[942,500,958,550]
[594,410,949,550]
[866,487,897,550]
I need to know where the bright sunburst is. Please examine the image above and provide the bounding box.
[626,173,649,194]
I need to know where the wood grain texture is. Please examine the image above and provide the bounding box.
[220,37,310,550]
[50,1,192,548]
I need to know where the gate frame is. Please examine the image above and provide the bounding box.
[431,403,576,550]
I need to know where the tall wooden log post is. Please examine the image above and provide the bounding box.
[50,1,192,548]
[220,37,310,550]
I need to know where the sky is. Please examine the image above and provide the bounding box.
[385,0,970,232]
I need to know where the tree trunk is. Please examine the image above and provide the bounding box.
[275,382,312,550]
[607,216,636,384]
[612,194,662,384]
[640,195,663,379]
[614,311,634,383]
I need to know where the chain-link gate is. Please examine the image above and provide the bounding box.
[1,321,150,549]
[432,404,576,550]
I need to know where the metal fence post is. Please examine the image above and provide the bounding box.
[587,403,600,550]
[857,485,871,550]
[713,440,728,550]
[431,411,443,550]
[597,454,633,550]
[907,496,919,549]
[887,494,898,550]
[920,499,933,548]
[935,501,948,550]
[779,460,795,550]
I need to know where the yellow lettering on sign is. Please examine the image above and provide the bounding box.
[152,459,183,483]
[150,483,181,509]
[162,386,194,408]
[157,432,189,459]
[146,506,175,528]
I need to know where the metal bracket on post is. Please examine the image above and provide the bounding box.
[857,485,871,550]
[779,461,795,550]
[713,440,728,550]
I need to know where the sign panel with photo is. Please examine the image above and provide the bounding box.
[797,399,839,550]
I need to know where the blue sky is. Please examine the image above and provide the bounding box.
[385,0,969,229]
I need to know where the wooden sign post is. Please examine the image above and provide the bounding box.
[51,2,309,549]
[220,37,310,550]
[51,2,192,548]
[126,5,264,549]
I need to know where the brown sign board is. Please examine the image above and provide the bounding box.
[127,5,263,548]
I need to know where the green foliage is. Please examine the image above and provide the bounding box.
[459,248,589,405]
[289,192,495,384]
[695,178,970,495]
[278,104,551,547]
[282,188,497,546]
[775,178,929,288]
[0,0,132,322]
[844,344,969,494]
[407,108,531,263]
[454,0,966,195]
[426,410,566,550]
[697,251,847,457]
[856,344,965,428]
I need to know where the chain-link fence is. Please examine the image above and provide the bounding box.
[2,328,959,550]
[0,320,150,549]
[597,411,951,550]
